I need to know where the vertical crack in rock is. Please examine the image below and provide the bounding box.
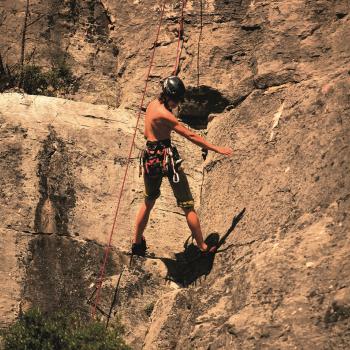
[86,0,110,43]
[34,126,76,235]
[23,235,119,315]
[178,85,230,129]
[67,0,81,24]
[45,0,79,61]
[212,0,248,23]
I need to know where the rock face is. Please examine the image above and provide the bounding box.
[0,93,201,347]
[0,93,134,324]
[1,0,350,349]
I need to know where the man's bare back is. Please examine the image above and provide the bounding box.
[144,99,175,141]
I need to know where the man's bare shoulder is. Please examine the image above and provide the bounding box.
[149,99,178,125]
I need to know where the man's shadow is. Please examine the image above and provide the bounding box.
[160,208,245,287]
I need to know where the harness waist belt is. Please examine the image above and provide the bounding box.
[146,139,171,150]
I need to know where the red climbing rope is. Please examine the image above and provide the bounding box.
[173,0,186,75]
[197,0,203,86]
[91,0,166,318]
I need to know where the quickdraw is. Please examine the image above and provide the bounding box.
[165,147,181,183]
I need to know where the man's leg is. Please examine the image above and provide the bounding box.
[168,168,210,252]
[183,207,208,252]
[133,199,156,244]
[134,171,162,245]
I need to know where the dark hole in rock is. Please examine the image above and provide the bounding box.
[336,12,347,19]
[178,85,230,129]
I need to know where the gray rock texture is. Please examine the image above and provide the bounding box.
[1,0,350,349]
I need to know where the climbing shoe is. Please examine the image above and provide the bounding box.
[131,237,147,257]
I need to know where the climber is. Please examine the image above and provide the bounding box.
[132,76,233,256]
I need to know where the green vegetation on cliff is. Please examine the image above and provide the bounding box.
[1,308,130,350]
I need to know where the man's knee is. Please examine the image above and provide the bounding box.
[182,206,195,215]
[145,198,156,210]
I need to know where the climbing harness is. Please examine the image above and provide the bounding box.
[141,147,166,178]
[140,140,182,183]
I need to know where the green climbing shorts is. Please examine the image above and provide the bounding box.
[144,168,194,209]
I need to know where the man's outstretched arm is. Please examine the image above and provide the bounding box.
[171,118,233,156]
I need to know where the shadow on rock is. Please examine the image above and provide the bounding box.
[160,208,246,287]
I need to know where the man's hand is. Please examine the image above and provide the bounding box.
[215,146,233,156]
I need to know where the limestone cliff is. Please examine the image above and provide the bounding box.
[1,0,350,349]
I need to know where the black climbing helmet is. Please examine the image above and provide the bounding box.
[162,76,185,102]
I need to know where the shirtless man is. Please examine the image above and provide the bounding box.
[132,76,232,256]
